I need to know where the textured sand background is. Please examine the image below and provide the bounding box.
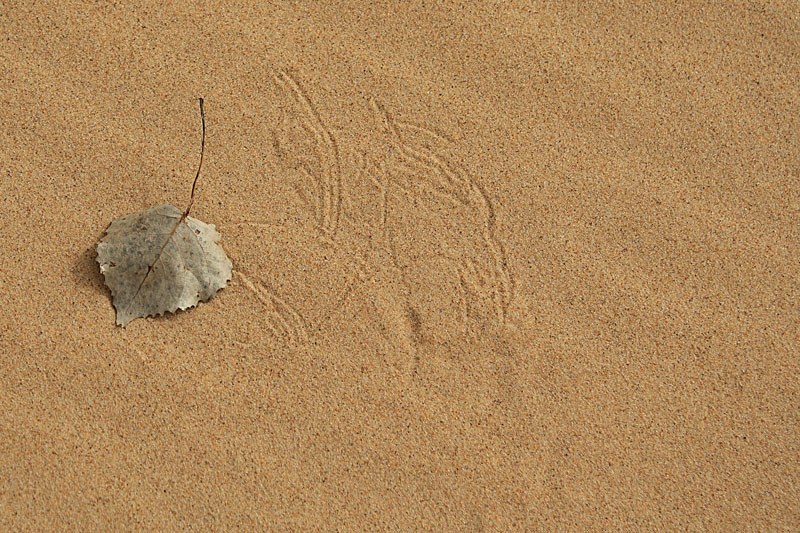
[1,1,798,529]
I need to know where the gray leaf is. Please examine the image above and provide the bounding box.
[96,203,232,326]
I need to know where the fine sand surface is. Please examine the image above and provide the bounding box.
[1,2,798,530]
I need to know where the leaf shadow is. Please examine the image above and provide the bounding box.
[73,231,110,299]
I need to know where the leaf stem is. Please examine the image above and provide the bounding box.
[184,97,205,218]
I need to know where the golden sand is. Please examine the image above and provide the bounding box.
[0,2,798,529]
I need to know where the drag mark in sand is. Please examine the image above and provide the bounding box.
[247,68,515,350]
[236,270,309,347]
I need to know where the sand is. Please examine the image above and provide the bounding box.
[1,2,798,530]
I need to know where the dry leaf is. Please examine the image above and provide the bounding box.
[97,203,232,326]
[96,98,231,326]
